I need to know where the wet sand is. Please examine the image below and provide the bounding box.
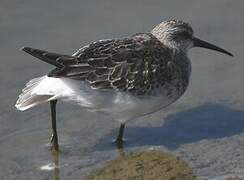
[0,0,243,179]
[88,150,195,180]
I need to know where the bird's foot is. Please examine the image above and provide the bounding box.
[114,137,126,149]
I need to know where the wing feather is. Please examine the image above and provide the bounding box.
[47,33,172,95]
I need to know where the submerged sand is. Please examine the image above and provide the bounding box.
[88,150,195,180]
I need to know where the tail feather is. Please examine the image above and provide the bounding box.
[15,75,77,111]
[15,76,54,111]
[26,76,45,86]
[16,95,53,111]
[21,76,45,94]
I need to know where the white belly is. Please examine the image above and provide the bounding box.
[59,78,183,123]
[21,76,184,123]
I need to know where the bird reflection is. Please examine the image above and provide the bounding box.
[51,150,60,180]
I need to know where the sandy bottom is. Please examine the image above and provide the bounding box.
[87,150,195,180]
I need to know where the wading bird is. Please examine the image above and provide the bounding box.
[15,20,233,151]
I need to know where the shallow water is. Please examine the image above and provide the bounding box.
[0,0,243,179]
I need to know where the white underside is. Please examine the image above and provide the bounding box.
[16,76,178,123]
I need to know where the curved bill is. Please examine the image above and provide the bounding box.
[193,37,233,57]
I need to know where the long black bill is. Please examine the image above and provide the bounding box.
[193,37,233,57]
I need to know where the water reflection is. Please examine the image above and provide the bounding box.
[51,151,60,180]
[40,150,60,180]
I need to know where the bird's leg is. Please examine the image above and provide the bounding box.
[115,123,125,149]
[50,100,59,151]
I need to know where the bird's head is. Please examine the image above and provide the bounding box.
[151,19,233,56]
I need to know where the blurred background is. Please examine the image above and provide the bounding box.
[0,0,243,179]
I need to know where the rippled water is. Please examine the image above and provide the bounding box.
[0,0,243,179]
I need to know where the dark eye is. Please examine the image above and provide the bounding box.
[172,31,192,42]
[178,32,190,39]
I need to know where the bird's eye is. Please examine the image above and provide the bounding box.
[178,32,190,39]
[172,31,192,42]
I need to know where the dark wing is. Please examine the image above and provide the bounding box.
[48,33,172,95]
[21,47,76,68]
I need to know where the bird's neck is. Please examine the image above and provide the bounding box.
[174,49,192,83]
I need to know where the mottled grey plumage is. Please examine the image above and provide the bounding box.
[59,33,188,97]
[17,19,233,150]
[23,31,190,99]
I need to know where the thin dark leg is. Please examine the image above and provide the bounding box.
[115,123,125,149]
[50,100,59,151]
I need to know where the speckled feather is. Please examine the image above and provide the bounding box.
[34,33,188,97]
